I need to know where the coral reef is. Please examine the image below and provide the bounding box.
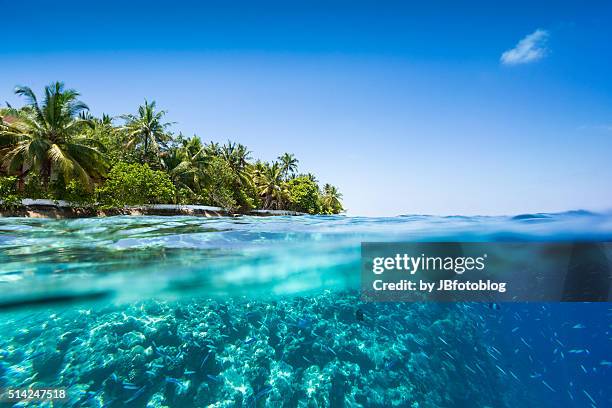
[0,292,518,407]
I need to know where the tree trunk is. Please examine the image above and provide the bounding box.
[17,165,29,192]
[143,134,149,164]
[42,159,52,189]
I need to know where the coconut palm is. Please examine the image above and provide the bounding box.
[254,161,287,209]
[321,183,343,213]
[0,82,108,189]
[278,152,298,180]
[221,141,251,171]
[203,141,221,157]
[163,137,208,196]
[121,100,173,163]
[221,141,252,186]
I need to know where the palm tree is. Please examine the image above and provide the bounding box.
[203,141,221,157]
[321,183,343,213]
[278,152,298,180]
[121,100,173,164]
[0,82,108,189]
[163,137,208,197]
[254,161,287,209]
[221,141,252,186]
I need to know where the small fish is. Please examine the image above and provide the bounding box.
[166,377,182,386]
[572,324,586,329]
[582,389,597,405]
[581,365,588,374]
[495,365,507,376]
[438,336,449,346]
[542,380,556,392]
[124,386,146,403]
[201,352,211,368]
[206,374,222,383]
[184,370,196,375]
[254,385,273,399]
[488,303,501,311]
[243,337,257,345]
[123,382,139,390]
[530,372,543,379]
[355,309,365,322]
[599,360,612,366]
[511,327,519,333]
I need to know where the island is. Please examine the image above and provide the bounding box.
[0,82,344,217]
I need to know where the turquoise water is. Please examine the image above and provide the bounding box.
[0,213,610,407]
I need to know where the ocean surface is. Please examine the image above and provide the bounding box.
[0,213,610,407]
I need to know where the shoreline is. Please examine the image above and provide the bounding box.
[0,199,306,218]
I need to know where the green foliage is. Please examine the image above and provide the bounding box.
[49,178,96,205]
[22,174,48,199]
[202,157,238,211]
[278,152,299,181]
[320,183,344,214]
[121,100,173,166]
[97,163,175,207]
[0,176,20,208]
[0,82,108,187]
[0,82,344,213]
[287,176,321,214]
[253,161,288,210]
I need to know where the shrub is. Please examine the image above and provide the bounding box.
[202,157,238,211]
[64,180,97,205]
[23,174,49,199]
[97,163,175,207]
[287,176,321,214]
[0,176,21,208]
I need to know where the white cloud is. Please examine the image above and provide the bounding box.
[500,29,549,65]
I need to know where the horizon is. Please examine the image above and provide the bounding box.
[2,1,611,216]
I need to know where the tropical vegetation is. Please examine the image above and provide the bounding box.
[0,82,343,214]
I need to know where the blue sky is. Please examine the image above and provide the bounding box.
[1,1,611,216]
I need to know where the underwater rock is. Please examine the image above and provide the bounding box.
[31,348,64,378]
[122,331,146,348]
[13,327,43,343]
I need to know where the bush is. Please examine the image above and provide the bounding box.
[96,163,176,207]
[202,157,238,211]
[287,176,321,214]
[23,174,49,199]
[64,180,97,205]
[47,178,96,205]
[0,176,21,208]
